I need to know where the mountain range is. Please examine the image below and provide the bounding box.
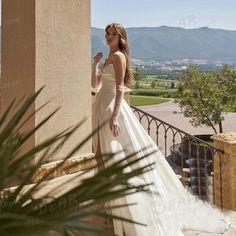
[0,25,235,62]
[92,26,236,62]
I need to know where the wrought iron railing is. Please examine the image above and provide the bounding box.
[130,105,224,207]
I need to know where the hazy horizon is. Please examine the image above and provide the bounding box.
[92,25,236,32]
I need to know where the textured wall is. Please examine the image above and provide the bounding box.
[35,0,92,161]
[1,0,36,158]
[1,0,92,162]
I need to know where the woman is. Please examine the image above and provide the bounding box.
[91,23,231,236]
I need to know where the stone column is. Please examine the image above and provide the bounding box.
[212,132,236,210]
[1,0,92,163]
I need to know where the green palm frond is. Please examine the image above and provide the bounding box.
[0,86,155,236]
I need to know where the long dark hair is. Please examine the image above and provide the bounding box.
[105,23,133,87]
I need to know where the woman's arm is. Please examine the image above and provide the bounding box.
[111,53,126,121]
[91,63,102,89]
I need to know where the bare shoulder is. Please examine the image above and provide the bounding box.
[112,51,126,67]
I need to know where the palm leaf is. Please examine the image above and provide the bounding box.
[0,86,155,236]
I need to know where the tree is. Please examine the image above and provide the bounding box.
[175,61,236,134]
[170,81,175,89]
[135,80,140,89]
[213,64,236,111]
[133,67,142,81]
[0,86,154,236]
[151,80,156,89]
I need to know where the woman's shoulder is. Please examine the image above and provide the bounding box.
[113,50,125,57]
[112,51,126,63]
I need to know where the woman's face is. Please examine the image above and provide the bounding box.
[105,26,120,47]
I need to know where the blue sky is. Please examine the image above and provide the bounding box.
[0,1,235,30]
[92,0,236,30]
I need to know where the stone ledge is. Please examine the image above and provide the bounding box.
[2,171,95,201]
[32,153,96,183]
[211,132,236,144]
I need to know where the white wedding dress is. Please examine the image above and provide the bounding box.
[92,62,232,236]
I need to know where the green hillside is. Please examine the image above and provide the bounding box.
[92,26,236,62]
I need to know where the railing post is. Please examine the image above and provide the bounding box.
[211,132,236,210]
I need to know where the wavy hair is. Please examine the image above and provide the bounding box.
[105,23,134,87]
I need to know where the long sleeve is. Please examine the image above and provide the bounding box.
[111,84,125,121]
[109,52,127,122]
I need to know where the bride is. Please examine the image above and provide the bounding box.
[91,22,232,236]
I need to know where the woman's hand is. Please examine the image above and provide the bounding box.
[93,52,103,65]
[109,118,121,137]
